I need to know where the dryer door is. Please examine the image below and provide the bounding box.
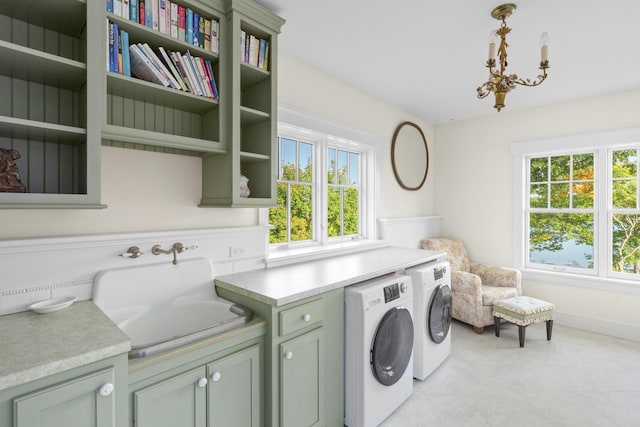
[370,307,414,386]
[428,284,452,344]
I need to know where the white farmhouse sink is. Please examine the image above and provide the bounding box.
[93,258,252,358]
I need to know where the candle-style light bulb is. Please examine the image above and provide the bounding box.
[539,32,550,62]
[488,30,498,61]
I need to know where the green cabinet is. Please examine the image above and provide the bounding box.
[280,327,324,427]
[0,356,128,427]
[131,342,262,427]
[216,287,344,427]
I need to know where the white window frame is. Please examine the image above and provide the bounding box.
[260,106,379,265]
[513,127,640,290]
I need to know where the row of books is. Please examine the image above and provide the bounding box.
[241,30,270,71]
[107,0,220,54]
[108,21,219,99]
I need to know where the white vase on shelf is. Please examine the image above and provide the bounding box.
[239,175,250,198]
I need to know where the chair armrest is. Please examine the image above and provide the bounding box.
[470,263,522,294]
[451,270,482,297]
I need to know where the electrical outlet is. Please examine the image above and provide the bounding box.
[229,245,247,258]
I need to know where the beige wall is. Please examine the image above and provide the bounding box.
[0,53,435,240]
[434,88,640,334]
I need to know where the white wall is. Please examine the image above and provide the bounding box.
[0,53,435,241]
[434,88,640,339]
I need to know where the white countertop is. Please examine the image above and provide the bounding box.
[215,246,444,306]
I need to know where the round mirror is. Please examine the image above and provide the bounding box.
[391,122,429,190]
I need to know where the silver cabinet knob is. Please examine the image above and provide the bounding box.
[303,313,311,322]
[98,383,114,397]
[197,377,208,388]
[284,351,293,360]
[211,371,222,382]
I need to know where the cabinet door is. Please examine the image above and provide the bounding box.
[208,344,261,427]
[280,327,325,427]
[14,368,115,427]
[133,366,207,427]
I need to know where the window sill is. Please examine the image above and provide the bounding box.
[522,268,640,296]
[266,239,388,269]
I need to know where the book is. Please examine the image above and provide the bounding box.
[198,16,205,48]
[164,0,171,33]
[248,35,257,66]
[158,47,187,91]
[145,0,153,28]
[170,3,178,38]
[240,30,246,62]
[107,0,114,13]
[195,56,212,97]
[107,20,114,71]
[192,11,199,47]
[258,39,266,69]
[114,0,122,16]
[138,0,145,25]
[211,20,219,53]
[123,0,130,19]
[130,0,138,22]
[172,51,196,94]
[159,0,166,34]
[151,0,159,31]
[186,8,193,44]
[140,43,179,89]
[262,41,269,70]
[204,19,211,51]
[178,6,186,41]
[129,44,166,86]
[204,59,219,99]
[121,30,131,77]
[183,51,204,95]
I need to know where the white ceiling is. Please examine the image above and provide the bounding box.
[254,0,640,125]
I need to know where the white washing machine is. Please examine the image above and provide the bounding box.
[344,274,414,427]
[405,260,452,380]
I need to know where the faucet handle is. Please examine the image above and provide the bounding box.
[119,246,143,259]
[184,245,198,251]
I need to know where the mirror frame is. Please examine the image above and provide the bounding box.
[391,121,429,191]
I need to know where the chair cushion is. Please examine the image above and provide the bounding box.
[482,286,519,306]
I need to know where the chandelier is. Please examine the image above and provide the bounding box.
[476,3,549,112]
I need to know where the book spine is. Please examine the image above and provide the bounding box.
[183,51,203,95]
[164,0,172,34]
[192,11,199,46]
[240,30,246,62]
[258,39,266,69]
[204,19,211,51]
[173,52,196,94]
[211,20,219,54]
[145,0,153,28]
[107,0,114,13]
[248,35,256,66]
[205,59,219,99]
[262,41,269,71]
[130,0,138,22]
[158,0,166,34]
[138,0,145,25]
[107,20,113,71]
[186,9,193,44]
[198,16,205,48]
[151,0,159,31]
[123,0,130,19]
[114,0,122,16]
[170,3,179,38]
[196,56,212,97]
[121,30,131,77]
[178,7,186,41]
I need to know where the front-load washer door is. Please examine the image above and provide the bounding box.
[428,284,452,344]
[370,307,414,386]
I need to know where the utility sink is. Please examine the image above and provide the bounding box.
[93,258,252,358]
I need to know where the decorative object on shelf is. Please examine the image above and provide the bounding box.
[239,174,250,198]
[0,148,27,193]
[391,122,429,191]
[28,296,78,314]
[476,3,550,112]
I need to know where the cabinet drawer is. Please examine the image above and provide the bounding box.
[279,299,324,336]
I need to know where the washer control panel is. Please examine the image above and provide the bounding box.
[383,282,402,303]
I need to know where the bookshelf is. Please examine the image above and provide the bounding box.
[0,0,283,208]
[0,0,103,207]
[201,0,284,207]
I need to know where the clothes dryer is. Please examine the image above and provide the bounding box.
[344,274,414,427]
[406,260,452,380]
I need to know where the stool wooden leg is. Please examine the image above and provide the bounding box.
[546,319,553,340]
[518,325,526,348]
[494,316,501,337]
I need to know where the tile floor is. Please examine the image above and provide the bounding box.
[381,321,640,427]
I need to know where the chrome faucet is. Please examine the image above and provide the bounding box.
[151,242,197,265]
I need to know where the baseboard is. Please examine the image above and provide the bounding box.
[555,311,640,342]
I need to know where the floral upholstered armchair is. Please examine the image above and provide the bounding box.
[421,238,522,334]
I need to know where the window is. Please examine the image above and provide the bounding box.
[514,129,640,283]
[267,121,373,248]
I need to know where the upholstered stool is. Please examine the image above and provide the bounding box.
[493,296,554,347]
